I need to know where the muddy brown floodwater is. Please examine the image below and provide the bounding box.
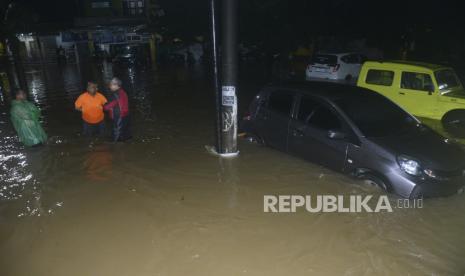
[0,62,465,276]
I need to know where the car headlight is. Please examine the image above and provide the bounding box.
[397,155,422,176]
[423,169,436,178]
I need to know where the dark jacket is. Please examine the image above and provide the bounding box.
[104,88,129,119]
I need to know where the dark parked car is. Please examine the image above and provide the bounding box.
[242,82,465,198]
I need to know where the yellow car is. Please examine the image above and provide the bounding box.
[357,61,465,134]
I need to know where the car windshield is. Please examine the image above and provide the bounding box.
[312,55,337,65]
[335,94,418,138]
[435,69,462,91]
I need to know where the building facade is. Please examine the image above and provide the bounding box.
[75,0,153,27]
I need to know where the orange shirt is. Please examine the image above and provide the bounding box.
[75,92,107,124]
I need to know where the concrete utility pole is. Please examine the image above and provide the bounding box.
[210,0,222,152]
[211,0,239,157]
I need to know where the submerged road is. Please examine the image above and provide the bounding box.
[0,61,464,275]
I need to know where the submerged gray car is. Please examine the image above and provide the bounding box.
[242,82,465,198]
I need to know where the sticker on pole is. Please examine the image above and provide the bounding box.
[222,86,236,106]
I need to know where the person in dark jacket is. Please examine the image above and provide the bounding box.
[104,77,131,142]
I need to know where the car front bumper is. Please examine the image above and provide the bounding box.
[386,169,465,198]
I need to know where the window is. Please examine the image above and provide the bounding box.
[335,94,417,138]
[267,91,294,116]
[435,69,461,91]
[366,69,394,86]
[127,35,141,41]
[297,97,319,122]
[311,54,338,65]
[341,54,361,64]
[401,72,434,91]
[341,55,351,64]
[123,0,145,16]
[308,106,342,130]
[91,1,110,8]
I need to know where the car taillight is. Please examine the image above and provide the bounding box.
[332,64,340,72]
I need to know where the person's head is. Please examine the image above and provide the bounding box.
[87,81,98,95]
[109,77,122,92]
[13,88,26,101]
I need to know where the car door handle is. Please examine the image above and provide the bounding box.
[399,92,405,95]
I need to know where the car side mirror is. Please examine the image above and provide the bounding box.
[327,129,346,140]
[425,85,434,95]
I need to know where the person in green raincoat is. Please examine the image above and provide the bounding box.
[10,89,47,147]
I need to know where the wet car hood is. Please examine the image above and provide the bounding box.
[370,127,465,171]
[441,88,465,101]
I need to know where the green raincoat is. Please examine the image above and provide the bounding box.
[10,100,47,146]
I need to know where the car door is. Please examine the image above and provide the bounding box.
[255,89,295,151]
[398,71,437,118]
[341,54,363,80]
[288,95,350,171]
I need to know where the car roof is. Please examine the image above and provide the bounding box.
[267,81,378,101]
[364,60,449,71]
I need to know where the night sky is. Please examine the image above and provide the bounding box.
[6,0,465,39]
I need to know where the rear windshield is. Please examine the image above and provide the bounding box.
[335,94,417,138]
[312,55,338,65]
[435,69,461,91]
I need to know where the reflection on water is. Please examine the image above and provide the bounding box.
[0,144,32,201]
[83,145,113,181]
[0,61,464,275]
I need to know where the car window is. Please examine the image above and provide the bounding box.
[349,54,360,64]
[435,69,461,90]
[312,55,338,65]
[308,105,342,130]
[335,94,417,137]
[341,55,350,63]
[297,97,319,122]
[341,54,362,64]
[401,72,434,91]
[359,55,366,63]
[342,54,361,64]
[366,69,394,86]
[267,90,294,116]
[349,54,359,64]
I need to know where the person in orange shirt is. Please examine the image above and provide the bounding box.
[75,81,107,137]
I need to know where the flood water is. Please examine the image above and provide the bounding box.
[0,61,465,276]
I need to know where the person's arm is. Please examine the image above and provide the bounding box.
[103,98,117,111]
[29,102,41,120]
[101,94,108,108]
[75,95,83,111]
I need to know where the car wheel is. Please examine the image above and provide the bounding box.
[442,110,465,138]
[358,173,389,192]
